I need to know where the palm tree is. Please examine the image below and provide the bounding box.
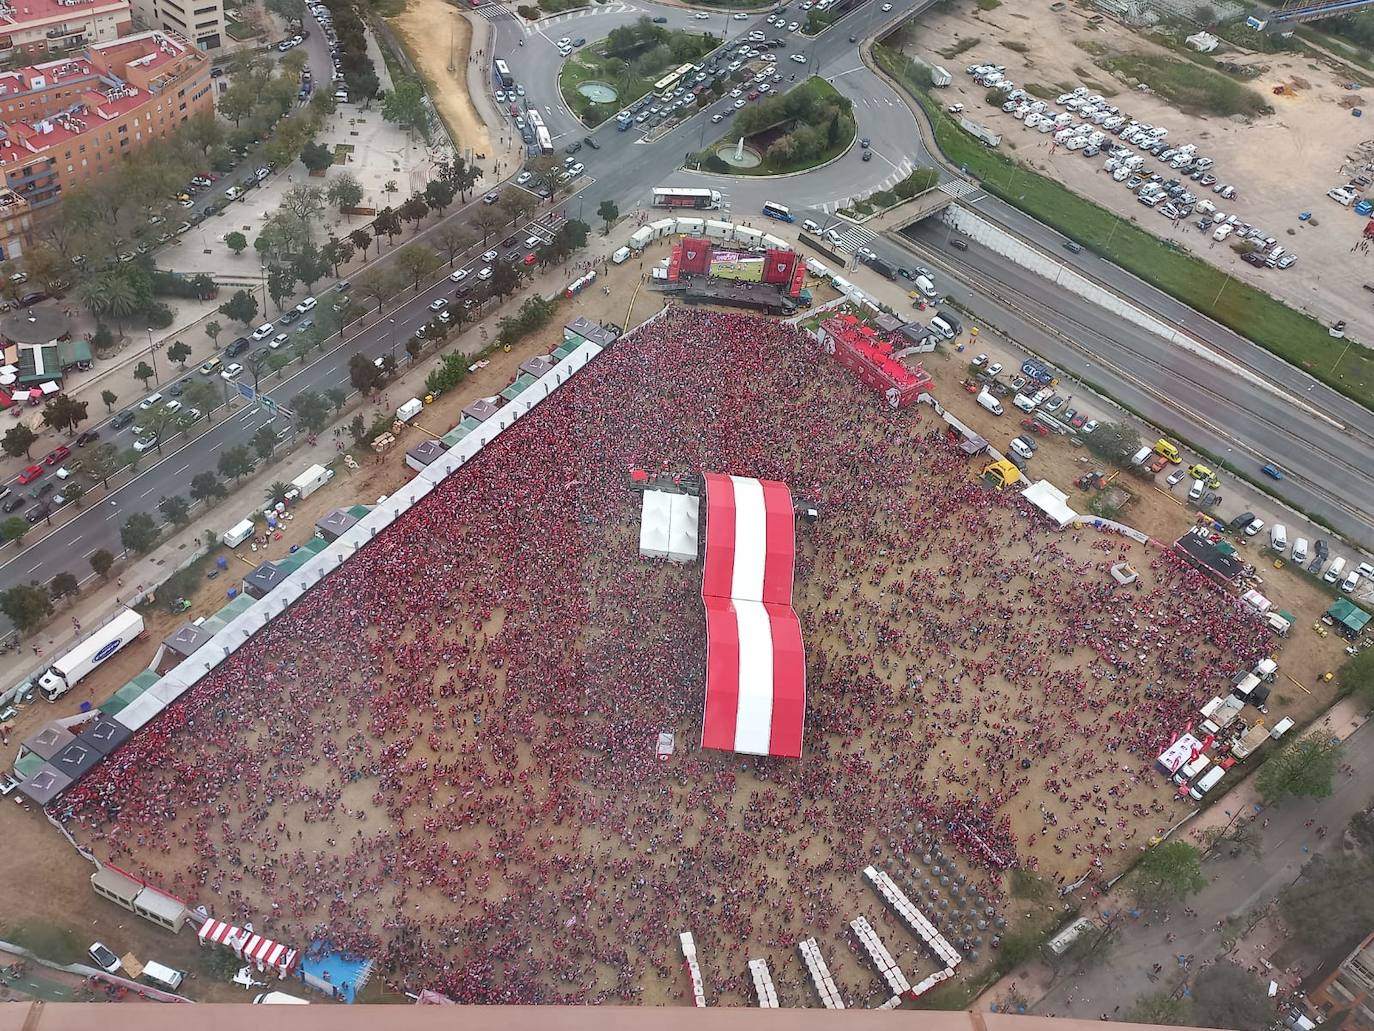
[103,275,138,336]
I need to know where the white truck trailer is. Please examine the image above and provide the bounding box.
[291,463,334,500]
[38,608,145,701]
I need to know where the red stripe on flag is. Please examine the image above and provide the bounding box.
[701,473,737,601]
[701,597,742,751]
[759,479,795,606]
[766,604,806,758]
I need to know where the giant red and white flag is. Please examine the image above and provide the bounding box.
[700,473,806,758]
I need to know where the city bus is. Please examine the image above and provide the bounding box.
[527,109,553,153]
[652,63,695,100]
[761,201,794,223]
[651,186,722,209]
[494,59,513,88]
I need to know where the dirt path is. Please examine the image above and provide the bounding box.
[390,0,490,156]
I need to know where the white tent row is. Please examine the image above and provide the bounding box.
[798,937,845,1009]
[849,916,911,995]
[111,342,605,739]
[865,866,964,970]
[748,958,779,1007]
[679,931,706,1007]
[626,219,798,252]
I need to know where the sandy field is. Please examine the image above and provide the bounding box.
[905,0,1374,344]
[30,279,1320,1012]
[390,0,490,157]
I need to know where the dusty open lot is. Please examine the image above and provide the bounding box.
[390,0,489,158]
[905,0,1374,343]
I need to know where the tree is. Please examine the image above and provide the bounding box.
[62,480,85,509]
[328,173,365,214]
[381,77,430,139]
[1,424,38,460]
[252,425,277,460]
[120,511,160,554]
[490,260,520,301]
[247,347,273,394]
[373,207,402,246]
[326,387,347,415]
[349,228,373,259]
[220,289,259,326]
[167,340,192,368]
[49,571,79,600]
[0,583,51,632]
[0,516,30,549]
[268,265,299,313]
[292,389,331,434]
[322,237,354,277]
[1131,842,1206,910]
[398,195,430,228]
[597,199,620,235]
[1124,991,1191,1026]
[158,494,191,527]
[355,267,404,312]
[84,443,123,489]
[132,360,155,388]
[424,178,457,215]
[205,320,223,347]
[473,205,503,244]
[433,223,476,268]
[89,548,114,579]
[190,471,225,505]
[1256,736,1342,803]
[497,190,536,228]
[292,240,328,294]
[349,352,385,394]
[405,334,425,363]
[396,244,440,291]
[348,413,366,442]
[100,389,118,413]
[1280,854,1374,956]
[300,140,335,174]
[42,395,89,435]
[1338,646,1374,706]
[439,156,481,202]
[280,184,325,228]
[1084,420,1140,464]
[225,231,249,255]
[218,445,254,481]
[265,480,294,506]
[1190,962,1273,1031]
[185,381,220,424]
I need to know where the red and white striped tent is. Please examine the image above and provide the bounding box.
[699,472,806,758]
[197,918,299,978]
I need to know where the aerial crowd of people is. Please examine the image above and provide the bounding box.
[56,308,1270,1006]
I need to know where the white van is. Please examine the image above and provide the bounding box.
[1188,479,1205,502]
[1269,524,1287,552]
[1012,393,1037,413]
[1324,556,1347,584]
[611,247,631,264]
[1342,569,1362,593]
[1172,753,1210,785]
[1212,224,1233,242]
[914,274,938,299]
[976,390,1003,416]
[928,316,956,340]
[1189,765,1225,801]
[1291,538,1309,563]
[222,518,255,548]
[142,961,185,992]
[254,991,309,1004]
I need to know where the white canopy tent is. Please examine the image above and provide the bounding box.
[1022,479,1077,528]
[638,490,700,562]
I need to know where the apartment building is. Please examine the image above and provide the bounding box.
[128,0,221,52]
[0,182,31,258]
[0,0,133,59]
[0,29,211,214]
[1311,929,1374,1031]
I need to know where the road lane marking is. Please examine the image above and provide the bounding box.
[174,463,190,475]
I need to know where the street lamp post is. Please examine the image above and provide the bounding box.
[388,317,397,361]
[145,328,160,380]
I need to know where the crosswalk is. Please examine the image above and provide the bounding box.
[816,220,876,254]
[939,178,982,201]
[472,1,520,27]
[510,1,640,35]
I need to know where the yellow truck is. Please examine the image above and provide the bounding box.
[1188,462,1221,489]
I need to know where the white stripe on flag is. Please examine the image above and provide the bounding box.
[730,475,767,602]
[733,599,775,754]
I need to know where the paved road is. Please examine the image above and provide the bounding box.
[0,203,562,598]
[1032,714,1373,1020]
[885,221,1374,547]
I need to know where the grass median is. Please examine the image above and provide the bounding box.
[690,76,855,176]
[559,19,718,127]
[873,42,1374,413]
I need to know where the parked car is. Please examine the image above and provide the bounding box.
[88,943,122,974]
[75,430,99,447]
[45,445,71,466]
[16,464,43,485]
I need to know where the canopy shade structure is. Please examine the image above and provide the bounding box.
[639,490,700,562]
[699,473,806,758]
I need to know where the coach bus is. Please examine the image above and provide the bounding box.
[651,187,722,210]
[762,201,794,223]
[494,59,513,88]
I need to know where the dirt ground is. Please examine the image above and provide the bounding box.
[390,0,489,156]
[906,0,1374,343]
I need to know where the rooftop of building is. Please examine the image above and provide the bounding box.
[0,0,130,32]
